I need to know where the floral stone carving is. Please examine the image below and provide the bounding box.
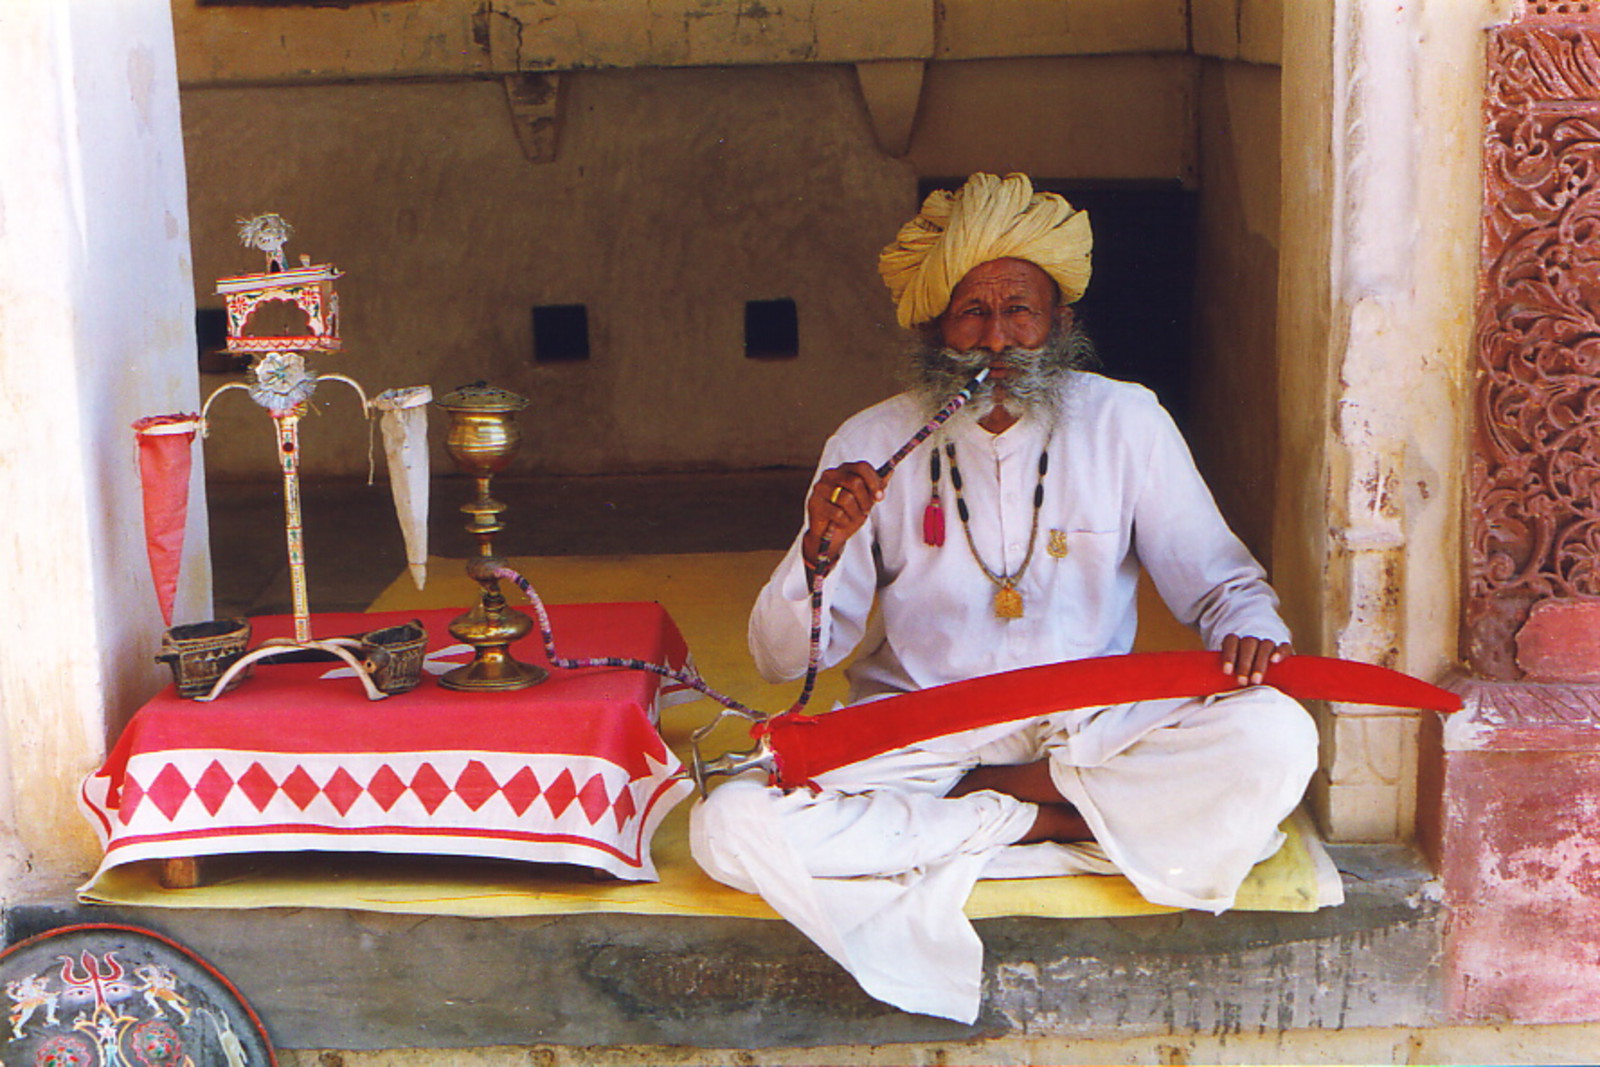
[1469,13,1600,679]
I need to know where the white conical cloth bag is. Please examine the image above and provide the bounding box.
[372,386,432,590]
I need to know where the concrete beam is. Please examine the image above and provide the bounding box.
[854,60,924,158]
[171,0,936,86]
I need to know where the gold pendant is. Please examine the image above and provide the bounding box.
[1047,529,1069,559]
[994,582,1024,619]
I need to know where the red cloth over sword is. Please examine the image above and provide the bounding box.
[757,650,1461,790]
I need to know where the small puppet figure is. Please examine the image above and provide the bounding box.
[236,213,293,272]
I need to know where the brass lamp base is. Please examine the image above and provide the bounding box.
[437,588,547,692]
[438,651,547,692]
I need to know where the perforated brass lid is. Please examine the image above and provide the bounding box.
[436,381,529,412]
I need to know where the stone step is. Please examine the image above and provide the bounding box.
[4,846,1441,1051]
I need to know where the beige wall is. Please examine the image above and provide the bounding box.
[169,0,1199,85]
[934,0,1188,58]
[169,0,938,83]
[175,0,1294,669]
[0,0,1510,905]
[905,55,1197,184]
[1193,0,1283,65]
[1272,2,1335,662]
[175,0,1268,480]
[186,67,915,477]
[1190,58,1281,564]
[1189,0,1284,570]
[185,54,1218,479]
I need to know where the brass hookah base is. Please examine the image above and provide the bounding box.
[435,382,546,693]
[438,555,547,692]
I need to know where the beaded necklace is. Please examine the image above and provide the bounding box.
[941,434,1050,619]
[494,369,993,795]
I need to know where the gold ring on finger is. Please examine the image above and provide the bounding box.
[829,486,843,504]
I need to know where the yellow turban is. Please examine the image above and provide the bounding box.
[877,173,1093,328]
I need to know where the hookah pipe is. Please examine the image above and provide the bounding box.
[773,366,994,716]
[490,369,994,794]
[492,366,1462,796]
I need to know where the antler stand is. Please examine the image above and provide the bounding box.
[196,373,389,701]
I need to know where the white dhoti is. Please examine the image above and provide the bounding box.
[690,686,1319,1023]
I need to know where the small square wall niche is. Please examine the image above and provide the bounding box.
[196,306,248,374]
[745,299,799,360]
[532,304,590,363]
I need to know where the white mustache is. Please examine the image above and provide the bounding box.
[936,345,1059,403]
[909,320,1097,425]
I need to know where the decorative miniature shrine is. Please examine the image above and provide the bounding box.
[134,215,432,701]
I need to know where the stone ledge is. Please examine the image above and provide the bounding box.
[2,847,1441,1051]
[1443,673,1600,753]
[1421,680,1600,1024]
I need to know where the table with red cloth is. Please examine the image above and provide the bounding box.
[79,604,697,883]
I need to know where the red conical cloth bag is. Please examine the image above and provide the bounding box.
[132,414,200,625]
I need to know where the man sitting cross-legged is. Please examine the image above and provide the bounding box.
[690,173,1320,1023]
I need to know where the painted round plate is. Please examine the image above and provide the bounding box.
[0,923,275,1066]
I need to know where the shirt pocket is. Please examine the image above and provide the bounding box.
[1035,529,1135,646]
[1040,528,1124,571]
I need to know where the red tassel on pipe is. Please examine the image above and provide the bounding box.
[923,495,946,547]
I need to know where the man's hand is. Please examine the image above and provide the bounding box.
[802,461,885,571]
[1219,634,1294,686]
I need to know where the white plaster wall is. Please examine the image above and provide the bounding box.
[0,0,206,891]
[1404,0,1502,681]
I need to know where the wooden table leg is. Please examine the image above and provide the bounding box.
[159,856,204,889]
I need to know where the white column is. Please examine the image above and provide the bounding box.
[0,0,209,893]
[1277,0,1489,841]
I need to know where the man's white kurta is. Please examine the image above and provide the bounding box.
[749,373,1291,698]
[692,373,1319,1023]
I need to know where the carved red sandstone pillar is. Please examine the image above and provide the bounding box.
[1433,7,1600,1024]
[1468,10,1600,681]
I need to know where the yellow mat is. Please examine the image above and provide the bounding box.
[84,553,1339,918]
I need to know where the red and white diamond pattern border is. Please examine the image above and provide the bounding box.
[80,748,691,883]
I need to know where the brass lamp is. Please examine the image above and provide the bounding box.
[436,382,546,691]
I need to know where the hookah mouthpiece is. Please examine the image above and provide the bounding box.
[874,367,990,479]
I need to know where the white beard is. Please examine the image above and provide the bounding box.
[908,319,1098,432]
